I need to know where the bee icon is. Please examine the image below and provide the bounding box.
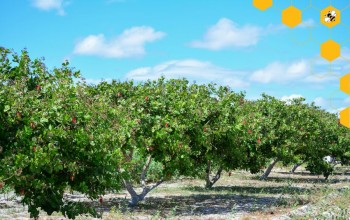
[324,10,336,23]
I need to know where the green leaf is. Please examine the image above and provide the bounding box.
[4,105,10,112]
[40,117,48,123]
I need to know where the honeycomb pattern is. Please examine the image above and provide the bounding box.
[340,73,350,95]
[340,107,350,128]
[320,40,341,62]
[321,6,341,28]
[253,0,273,11]
[282,6,302,28]
[252,1,350,128]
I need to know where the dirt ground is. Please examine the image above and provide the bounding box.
[0,165,349,220]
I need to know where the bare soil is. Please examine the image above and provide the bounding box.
[0,165,349,220]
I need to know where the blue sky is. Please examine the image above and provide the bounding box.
[1,0,350,113]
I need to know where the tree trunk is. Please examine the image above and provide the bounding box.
[260,158,278,180]
[205,160,223,189]
[123,179,163,206]
[290,163,300,173]
[123,155,163,207]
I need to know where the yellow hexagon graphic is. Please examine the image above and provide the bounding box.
[340,73,350,95]
[340,107,350,128]
[253,0,273,10]
[321,6,340,28]
[320,40,341,62]
[282,6,302,28]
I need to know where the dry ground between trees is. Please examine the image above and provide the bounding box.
[0,165,349,220]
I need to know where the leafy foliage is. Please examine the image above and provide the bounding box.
[0,47,349,218]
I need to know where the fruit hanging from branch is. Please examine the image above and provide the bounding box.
[71,117,77,124]
[30,121,35,128]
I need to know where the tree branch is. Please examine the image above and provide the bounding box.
[141,155,152,187]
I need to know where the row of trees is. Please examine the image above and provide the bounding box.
[1,48,349,219]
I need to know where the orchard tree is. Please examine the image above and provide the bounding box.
[302,109,347,179]
[252,94,340,180]
[201,86,247,189]
[94,77,201,206]
[252,94,318,179]
[0,48,123,219]
[185,85,249,189]
[234,98,269,175]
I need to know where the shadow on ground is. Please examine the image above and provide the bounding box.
[183,185,311,195]
[276,171,350,177]
[248,175,350,184]
[101,194,279,217]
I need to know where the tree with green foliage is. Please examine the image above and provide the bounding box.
[0,48,122,219]
[93,77,203,206]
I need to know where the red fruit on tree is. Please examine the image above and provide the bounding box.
[20,189,25,196]
[70,175,74,181]
[36,85,41,91]
[203,127,207,132]
[30,121,35,128]
[99,196,103,204]
[248,130,252,134]
[165,123,169,128]
[117,92,122,97]
[33,146,36,152]
[71,117,77,124]
[145,96,149,101]
[16,112,21,118]
[257,139,261,144]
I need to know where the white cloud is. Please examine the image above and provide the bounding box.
[344,97,350,104]
[189,18,315,51]
[32,0,66,15]
[280,95,331,109]
[313,97,328,108]
[280,94,304,102]
[303,74,338,83]
[298,19,316,28]
[125,59,249,89]
[74,26,165,58]
[249,60,309,83]
[328,108,344,114]
[190,18,263,50]
[281,94,304,101]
